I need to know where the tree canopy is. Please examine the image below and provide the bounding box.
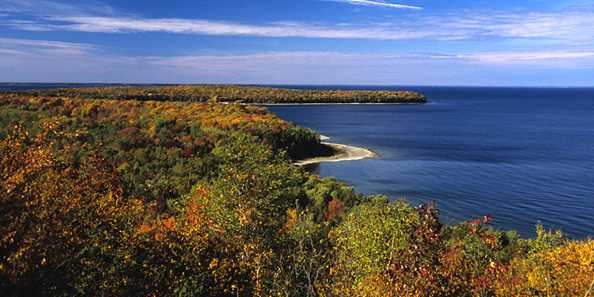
[14,84,427,104]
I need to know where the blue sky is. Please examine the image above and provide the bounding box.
[1,0,594,86]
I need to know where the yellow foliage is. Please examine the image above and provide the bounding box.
[496,240,594,297]
[352,274,394,297]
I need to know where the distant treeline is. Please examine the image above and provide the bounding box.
[18,85,427,104]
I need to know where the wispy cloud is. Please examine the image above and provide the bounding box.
[3,37,594,67]
[0,7,21,13]
[0,48,26,55]
[0,0,116,17]
[3,5,594,44]
[7,16,439,40]
[0,37,96,55]
[148,51,594,66]
[326,0,422,10]
[459,51,594,63]
[1,38,593,85]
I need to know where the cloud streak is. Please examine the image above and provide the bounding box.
[2,38,593,85]
[8,16,439,40]
[460,51,594,63]
[327,0,422,10]
[3,9,594,44]
[0,0,116,17]
[3,37,593,67]
[0,37,95,55]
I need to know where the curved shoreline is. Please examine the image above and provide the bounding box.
[295,142,377,166]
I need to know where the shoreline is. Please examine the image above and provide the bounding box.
[254,102,425,106]
[295,142,377,166]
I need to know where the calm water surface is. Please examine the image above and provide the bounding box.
[269,87,594,238]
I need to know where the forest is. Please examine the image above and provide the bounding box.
[0,90,592,297]
[12,84,427,104]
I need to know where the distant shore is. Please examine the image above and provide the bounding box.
[256,102,424,106]
[295,141,377,166]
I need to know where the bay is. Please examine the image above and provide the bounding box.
[269,86,594,238]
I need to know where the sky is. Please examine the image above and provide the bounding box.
[1,0,594,86]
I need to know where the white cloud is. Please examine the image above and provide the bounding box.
[146,51,594,69]
[0,7,21,13]
[327,0,422,10]
[0,48,26,55]
[459,51,594,63]
[480,12,594,41]
[0,37,96,55]
[2,8,594,44]
[3,37,594,66]
[1,40,593,85]
[0,37,92,49]
[0,0,115,17]
[6,16,439,40]
[418,11,594,43]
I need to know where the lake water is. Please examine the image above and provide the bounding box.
[268,87,594,238]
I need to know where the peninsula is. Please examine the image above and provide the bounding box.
[295,141,377,165]
[17,84,427,104]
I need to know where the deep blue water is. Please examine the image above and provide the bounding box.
[268,87,594,238]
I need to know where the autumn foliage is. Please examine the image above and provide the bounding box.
[0,92,592,297]
[0,122,144,296]
[21,84,427,104]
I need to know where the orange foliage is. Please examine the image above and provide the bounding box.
[326,197,344,221]
[0,123,144,295]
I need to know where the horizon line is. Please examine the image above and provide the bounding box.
[2,82,594,89]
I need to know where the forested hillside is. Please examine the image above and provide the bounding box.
[16,84,427,104]
[0,92,592,297]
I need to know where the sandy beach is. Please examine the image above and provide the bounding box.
[295,142,377,166]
